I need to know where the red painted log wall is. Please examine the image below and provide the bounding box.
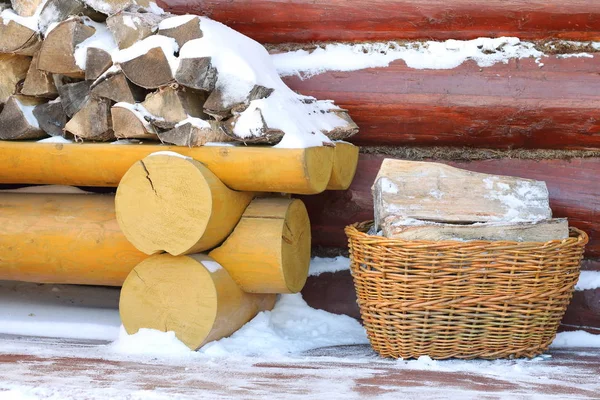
[299,155,600,258]
[283,56,600,150]
[158,0,600,43]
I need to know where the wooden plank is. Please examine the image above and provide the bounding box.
[282,56,600,150]
[158,0,600,43]
[561,288,600,334]
[299,155,600,258]
[0,142,334,195]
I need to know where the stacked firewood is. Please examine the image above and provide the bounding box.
[0,0,358,146]
[372,159,569,242]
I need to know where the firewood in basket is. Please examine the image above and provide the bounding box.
[0,95,46,140]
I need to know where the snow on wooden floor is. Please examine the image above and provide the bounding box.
[0,336,599,400]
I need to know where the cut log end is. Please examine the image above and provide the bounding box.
[0,53,31,104]
[119,47,174,89]
[327,142,359,190]
[209,197,311,294]
[0,95,46,140]
[115,154,254,256]
[119,253,276,350]
[111,105,157,140]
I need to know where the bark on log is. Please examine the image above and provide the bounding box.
[38,17,95,78]
[373,159,552,229]
[298,154,600,258]
[106,10,165,50]
[85,48,112,81]
[174,57,217,91]
[283,56,600,150]
[0,18,40,55]
[141,85,206,130]
[57,80,92,117]
[157,121,231,147]
[119,46,175,89]
[0,142,335,194]
[326,142,359,190]
[111,104,157,139]
[382,218,569,242]
[115,153,254,255]
[0,95,46,140]
[158,0,600,43]
[120,253,276,350]
[21,51,57,98]
[33,99,68,137]
[0,54,30,104]
[209,198,311,294]
[64,97,114,141]
[0,192,147,286]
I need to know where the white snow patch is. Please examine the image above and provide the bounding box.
[0,0,45,32]
[557,53,594,59]
[483,178,551,222]
[200,294,369,357]
[203,142,237,147]
[110,139,140,145]
[575,271,600,291]
[158,14,197,30]
[109,326,193,356]
[121,15,139,29]
[179,17,346,148]
[37,136,72,143]
[551,331,600,348]
[112,35,179,73]
[113,102,160,130]
[175,116,211,129]
[201,260,222,273]
[148,150,190,159]
[14,98,39,129]
[308,256,350,277]
[273,37,546,77]
[73,18,117,70]
[147,2,165,15]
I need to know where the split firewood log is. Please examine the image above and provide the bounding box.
[0,53,31,104]
[57,80,92,117]
[157,119,231,147]
[90,69,145,103]
[0,16,41,55]
[80,0,134,15]
[37,0,104,34]
[222,109,285,144]
[85,47,112,81]
[64,97,114,141]
[204,85,273,121]
[141,84,206,130]
[209,198,311,294]
[115,36,178,89]
[326,142,359,190]
[10,0,44,16]
[38,17,95,78]
[157,15,202,48]
[115,153,254,255]
[33,99,69,137]
[0,95,46,140]
[174,57,217,91]
[21,51,57,98]
[120,253,276,350]
[106,9,166,49]
[372,160,553,230]
[381,217,570,242]
[111,103,158,140]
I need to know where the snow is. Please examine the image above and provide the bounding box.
[113,102,160,130]
[37,136,73,143]
[112,35,179,73]
[483,177,551,222]
[147,1,165,15]
[175,116,211,129]
[0,0,45,32]
[272,38,546,78]
[203,142,237,147]
[14,98,39,129]
[73,18,117,70]
[557,53,594,59]
[179,17,348,148]
[121,15,139,29]
[158,14,197,30]
[550,331,600,348]
[148,151,190,159]
[201,260,223,273]
[308,256,350,277]
[575,271,600,291]
[200,294,368,357]
[109,327,193,357]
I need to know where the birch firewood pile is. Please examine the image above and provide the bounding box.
[0,0,361,351]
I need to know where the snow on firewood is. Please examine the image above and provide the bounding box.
[73,17,117,70]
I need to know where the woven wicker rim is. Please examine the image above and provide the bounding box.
[345,221,589,248]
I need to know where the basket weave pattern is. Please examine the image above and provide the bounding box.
[345,221,588,360]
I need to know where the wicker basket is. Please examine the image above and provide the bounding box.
[345,221,588,360]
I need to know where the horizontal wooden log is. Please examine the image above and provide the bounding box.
[283,56,600,150]
[560,288,600,334]
[299,155,600,258]
[0,192,147,286]
[0,142,335,195]
[158,0,600,43]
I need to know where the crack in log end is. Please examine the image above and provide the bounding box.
[133,269,146,285]
[139,160,158,196]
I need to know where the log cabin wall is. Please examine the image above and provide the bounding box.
[137,0,600,333]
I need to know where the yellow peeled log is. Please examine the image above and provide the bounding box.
[119,253,276,350]
[115,154,254,255]
[327,142,359,190]
[0,192,147,286]
[209,198,311,294]
[0,142,334,194]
